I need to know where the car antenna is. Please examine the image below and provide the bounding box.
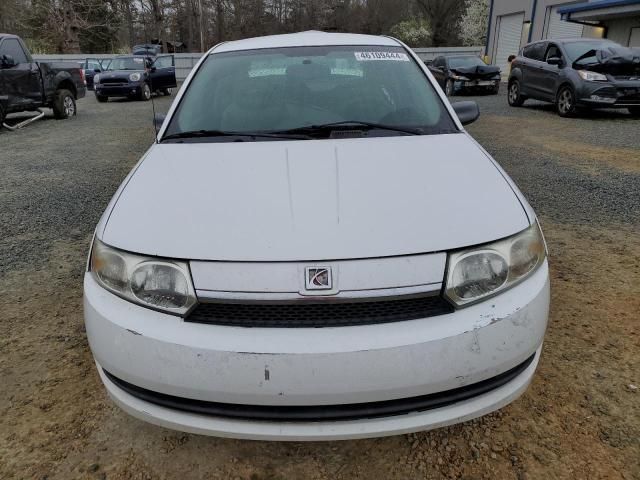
[148,55,159,143]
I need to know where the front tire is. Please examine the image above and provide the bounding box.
[0,103,5,127]
[491,84,500,95]
[52,89,76,119]
[508,80,525,106]
[95,94,108,103]
[628,106,640,118]
[139,83,151,101]
[556,85,577,117]
[161,88,172,96]
[445,79,454,97]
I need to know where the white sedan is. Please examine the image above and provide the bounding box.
[84,31,550,440]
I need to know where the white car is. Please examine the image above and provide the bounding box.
[84,32,550,441]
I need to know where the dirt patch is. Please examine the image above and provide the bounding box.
[477,114,640,176]
[1,220,638,480]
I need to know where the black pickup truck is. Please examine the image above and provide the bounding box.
[0,33,86,126]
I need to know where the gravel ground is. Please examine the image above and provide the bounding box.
[1,89,639,480]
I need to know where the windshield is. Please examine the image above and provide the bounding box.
[564,40,617,63]
[107,57,146,71]
[164,45,456,140]
[448,56,486,69]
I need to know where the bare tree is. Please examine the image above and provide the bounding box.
[24,0,119,53]
[147,0,165,46]
[12,0,470,53]
[415,0,465,46]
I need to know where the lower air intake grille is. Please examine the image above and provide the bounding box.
[103,354,535,422]
[186,294,454,328]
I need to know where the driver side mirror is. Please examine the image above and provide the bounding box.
[452,101,480,126]
[1,54,17,69]
[547,57,563,67]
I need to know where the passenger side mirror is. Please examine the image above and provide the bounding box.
[154,113,166,129]
[547,57,563,66]
[451,101,480,126]
[1,54,16,68]
[93,68,101,73]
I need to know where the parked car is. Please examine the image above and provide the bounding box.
[428,55,501,96]
[93,54,176,102]
[79,58,109,90]
[132,44,162,56]
[0,33,86,125]
[84,32,550,441]
[508,39,640,117]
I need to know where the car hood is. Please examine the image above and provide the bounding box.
[451,64,501,80]
[101,134,529,261]
[574,46,640,77]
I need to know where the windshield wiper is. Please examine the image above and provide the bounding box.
[269,121,423,137]
[161,129,311,142]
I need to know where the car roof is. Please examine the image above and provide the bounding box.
[212,31,400,54]
[525,38,616,46]
[558,38,616,44]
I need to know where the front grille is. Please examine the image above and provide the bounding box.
[186,294,454,328]
[103,353,535,422]
[473,74,499,81]
[615,92,640,106]
[101,78,128,85]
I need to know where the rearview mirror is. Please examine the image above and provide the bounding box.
[451,101,480,126]
[154,113,166,129]
[1,54,16,69]
[547,57,563,66]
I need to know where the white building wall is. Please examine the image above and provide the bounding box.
[605,16,640,46]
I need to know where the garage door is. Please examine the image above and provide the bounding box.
[545,6,584,39]
[631,27,640,47]
[495,12,524,78]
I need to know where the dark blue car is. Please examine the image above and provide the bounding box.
[94,55,176,102]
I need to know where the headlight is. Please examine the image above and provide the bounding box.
[578,70,608,82]
[129,72,141,81]
[445,222,546,307]
[93,74,100,84]
[452,75,470,81]
[90,239,197,315]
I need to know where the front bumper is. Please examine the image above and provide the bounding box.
[84,260,550,440]
[95,83,141,97]
[97,347,541,440]
[577,80,640,108]
[456,79,500,91]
